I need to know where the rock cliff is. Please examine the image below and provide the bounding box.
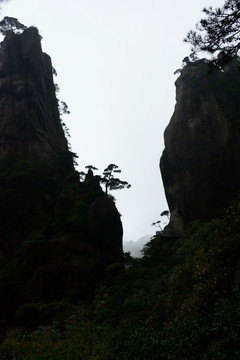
[160,59,240,236]
[0,27,123,326]
[0,26,69,164]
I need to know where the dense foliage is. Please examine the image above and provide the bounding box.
[0,155,103,331]
[1,196,240,359]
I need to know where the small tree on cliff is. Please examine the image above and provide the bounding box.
[0,16,27,36]
[185,0,240,58]
[100,164,131,195]
[151,211,170,232]
[79,165,98,182]
[151,221,162,231]
[85,165,98,172]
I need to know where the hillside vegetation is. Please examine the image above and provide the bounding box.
[1,196,240,359]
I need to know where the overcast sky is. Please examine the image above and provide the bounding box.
[1,0,223,242]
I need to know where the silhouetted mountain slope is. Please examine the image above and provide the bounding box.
[0,27,123,329]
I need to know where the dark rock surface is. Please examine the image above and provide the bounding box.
[0,27,69,164]
[89,195,123,265]
[160,59,240,236]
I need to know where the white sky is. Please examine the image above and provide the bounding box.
[1,0,223,242]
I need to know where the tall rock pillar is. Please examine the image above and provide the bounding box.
[160,59,240,236]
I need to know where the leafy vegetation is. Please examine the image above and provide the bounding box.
[0,154,104,329]
[1,196,240,359]
[185,0,240,58]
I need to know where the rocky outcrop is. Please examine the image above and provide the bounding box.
[0,27,69,165]
[160,59,240,236]
[89,195,123,265]
[0,27,123,324]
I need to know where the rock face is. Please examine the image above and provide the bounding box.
[160,59,240,236]
[89,195,123,265]
[0,27,123,324]
[0,27,69,164]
